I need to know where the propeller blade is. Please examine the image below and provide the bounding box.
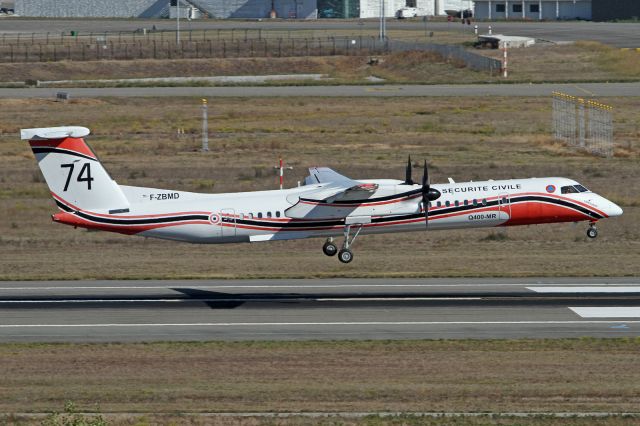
[422,160,429,228]
[422,160,429,188]
[404,155,413,185]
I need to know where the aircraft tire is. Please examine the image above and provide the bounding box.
[338,249,354,264]
[323,242,338,256]
[587,227,598,239]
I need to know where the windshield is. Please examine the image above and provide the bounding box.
[561,184,589,194]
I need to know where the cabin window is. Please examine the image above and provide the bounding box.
[561,186,579,194]
[257,212,263,218]
[436,201,442,207]
[248,213,253,219]
[267,211,272,218]
[276,211,281,218]
[482,198,487,206]
[455,200,459,207]
[445,200,450,207]
[473,199,478,206]
[463,199,468,206]
[501,197,508,204]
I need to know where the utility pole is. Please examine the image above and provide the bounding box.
[176,0,181,44]
[201,98,209,152]
[379,0,386,41]
[273,158,293,190]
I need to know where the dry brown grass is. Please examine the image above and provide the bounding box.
[1,40,638,85]
[482,41,640,82]
[0,52,488,84]
[0,339,639,415]
[0,96,638,280]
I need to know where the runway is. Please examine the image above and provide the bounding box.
[2,83,640,99]
[0,277,639,342]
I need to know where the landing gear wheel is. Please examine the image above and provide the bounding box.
[338,249,354,264]
[587,227,598,239]
[322,241,338,257]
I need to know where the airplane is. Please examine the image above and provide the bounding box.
[22,126,623,264]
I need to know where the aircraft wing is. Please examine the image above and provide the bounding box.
[287,168,379,219]
[304,167,357,186]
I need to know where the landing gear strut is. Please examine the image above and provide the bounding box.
[587,222,598,239]
[336,224,363,264]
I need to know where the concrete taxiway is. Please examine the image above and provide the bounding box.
[0,277,639,342]
[1,83,639,99]
[1,20,638,48]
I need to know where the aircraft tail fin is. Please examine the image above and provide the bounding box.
[22,126,130,213]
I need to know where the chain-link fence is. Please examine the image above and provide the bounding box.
[0,29,501,75]
[390,40,503,75]
[552,92,614,157]
[0,36,389,62]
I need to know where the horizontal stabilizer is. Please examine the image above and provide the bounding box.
[21,126,91,140]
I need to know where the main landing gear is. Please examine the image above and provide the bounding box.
[322,224,363,264]
[587,222,598,239]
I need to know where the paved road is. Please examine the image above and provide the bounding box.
[2,83,639,99]
[0,277,639,342]
[0,19,638,47]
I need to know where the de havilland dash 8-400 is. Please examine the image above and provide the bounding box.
[23,126,623,264]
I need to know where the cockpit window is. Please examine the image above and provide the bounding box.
[575,185,589,193]
[561,186,579,194]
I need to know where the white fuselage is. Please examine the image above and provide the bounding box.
[53,176,622,244]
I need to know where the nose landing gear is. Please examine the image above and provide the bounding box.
[587,222,598,239]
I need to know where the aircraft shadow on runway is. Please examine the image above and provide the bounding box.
[1,288,640,311]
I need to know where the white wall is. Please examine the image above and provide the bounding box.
[474,1,591,20]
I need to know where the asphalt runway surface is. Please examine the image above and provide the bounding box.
[2,83,639,99]
[0,19,638,47]
[0,277,639,342]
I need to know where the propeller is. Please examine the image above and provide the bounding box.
[420,160,441,228]
[401,156,440,227]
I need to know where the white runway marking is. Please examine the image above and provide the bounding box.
[0,283,636,291]
[570,307,640,318]
[0,297,483,304]
[0,320,638,328]
[528,287,640,293]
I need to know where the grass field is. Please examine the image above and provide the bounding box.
[0,96,638,280]
[1,339,640,420]
[1,41,638,85]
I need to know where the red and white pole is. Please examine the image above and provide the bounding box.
[502,46,508,78]
[274,157,293,190]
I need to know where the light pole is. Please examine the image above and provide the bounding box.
[176,0,180,44]
[379,0,386,41]
[201,99,209,152]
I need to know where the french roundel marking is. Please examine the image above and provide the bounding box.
[546,185,556,193]
[209,213,221,224]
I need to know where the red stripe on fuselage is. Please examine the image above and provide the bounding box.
[52,212,210,235]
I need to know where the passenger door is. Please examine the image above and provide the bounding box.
[220,208,236,237]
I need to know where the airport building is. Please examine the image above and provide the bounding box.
[592,0,640,21]
[14,0,468,19]
[472,1,592,20]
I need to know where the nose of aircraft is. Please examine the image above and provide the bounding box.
[603,199,623,217]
